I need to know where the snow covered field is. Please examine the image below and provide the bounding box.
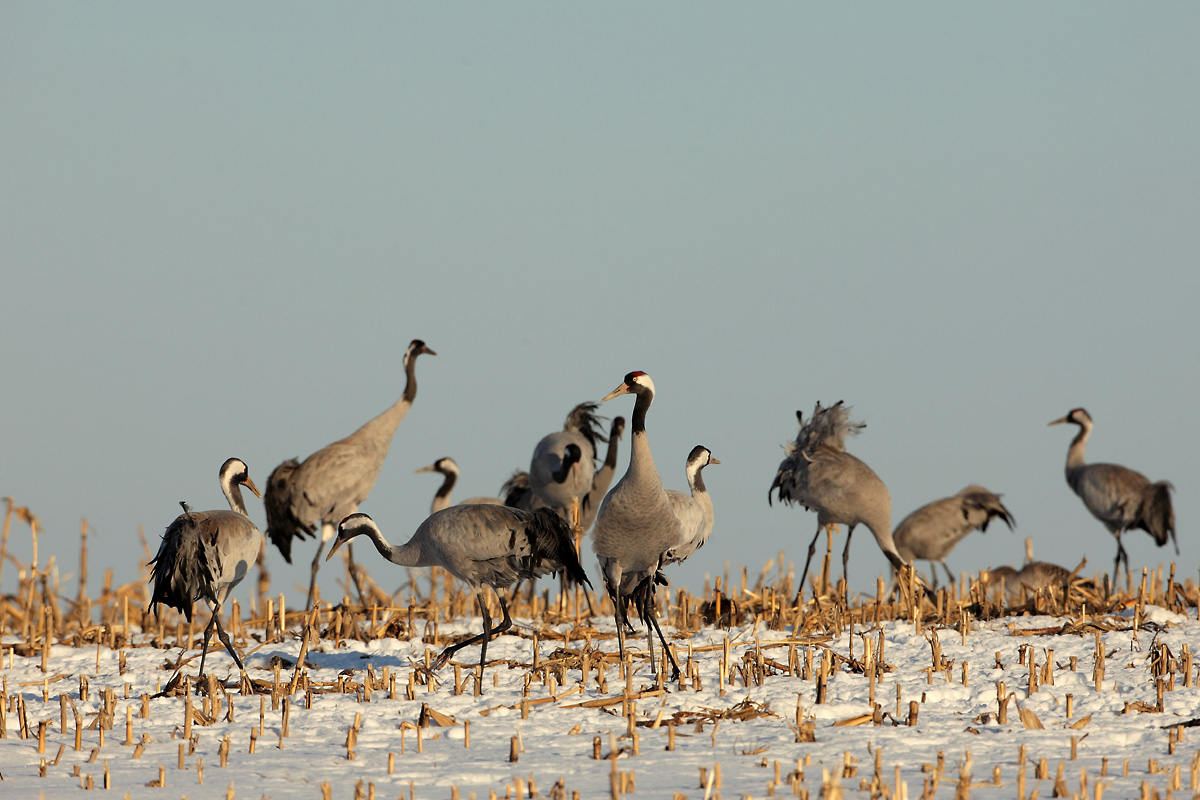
[3,591,1199,800]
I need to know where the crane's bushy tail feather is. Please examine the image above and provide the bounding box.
[525,508,592,589]
[771,401,866,506]
[788,400,864,455]
[1140,481,1176,551]
[263,458,315,563]
[148,507,213,622]
[564,402,609,456]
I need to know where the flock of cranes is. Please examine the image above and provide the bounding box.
[147,342,1179,682]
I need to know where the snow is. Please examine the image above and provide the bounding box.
[2,605,1199,798]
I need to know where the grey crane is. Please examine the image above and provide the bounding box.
[592,371,683,678]
[893,485,1015,590]
[621,445,720,653]
[529,402,608,531]
[326,506,590,676]
[414,457,505,514]
[982,561,1091,605]
[148,457,263,679]
[265,339,436,608]
[580,416,626,532]
[503,444,594,609]
[1049,407,1177,589]
[661,445,720,569]
[504,415,625,526]
[769,402,907,600]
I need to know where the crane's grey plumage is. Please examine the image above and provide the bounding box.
[769,402,907,599]
[661,445,720,569]
[893,485,1015,590]
[505,415,626,529]
[264,339,435,608]
[580,416,626,532]
[327,506,590,676]
[415,457,505,514]
[529,402,607,531]
[1049,407,1177,588]
[148,458,263,678]
[982,561,1091,605]
[592,371,683,678]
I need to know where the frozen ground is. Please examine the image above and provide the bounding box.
[2,603,1199,799]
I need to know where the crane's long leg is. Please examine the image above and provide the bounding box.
[197,613,217,679]
[798,525,825,600]
[212,607,245,672]
[433,592,513,672]
[636,580,680,681]
[197,602,245,678]
[840,525,856,606]
[938,560,955,592]
[305,528,331,610]
[609,582,628,662]
[1111,535,1129,597]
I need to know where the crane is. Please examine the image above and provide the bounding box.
[893,485,1014,590]
[326,506,590,677]
[982,561,1092,606]
[148,457,262,679]
[264,339,435,608]
[414,457,505,514]
[1049,407,1176,590]
[529,402,608,532]
[503,415,625,528]
[592,371,683,678]
[661,445,720,569]
[769,401,908,601]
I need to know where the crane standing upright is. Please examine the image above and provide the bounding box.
[264,339,436,608]
[769,401,907,601]
[1049,407,1176,590]
[148,458,263,679]
[592,371,683,678]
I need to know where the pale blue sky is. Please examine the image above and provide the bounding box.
[3,4,1197,607]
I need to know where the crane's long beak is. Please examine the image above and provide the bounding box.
[243,477,263,499]
[601,382,631,402]
[1047,416,1069,426]
[325,536,347,562]
[710,457,722,465]
[414,464,436,474]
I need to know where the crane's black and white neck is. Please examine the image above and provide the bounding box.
[602,371,655,435]
[1048,407,1093,472]
[416,457,460,514]
[552,444,583,483]
[218,457,261,516]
